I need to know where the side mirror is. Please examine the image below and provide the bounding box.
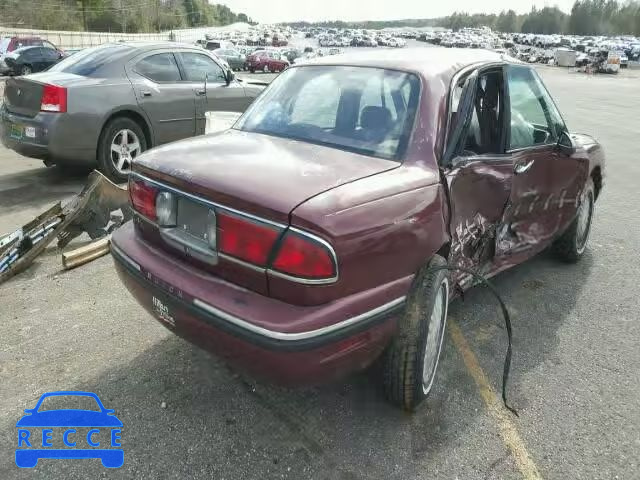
[225,69,234,85]
[557,130,576,155]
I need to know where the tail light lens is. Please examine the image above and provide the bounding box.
[129,178,157,220]
[217,212,280,265]
[272,231,336,279]
[40,84,67,113]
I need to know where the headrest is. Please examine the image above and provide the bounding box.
[361,106,392,130]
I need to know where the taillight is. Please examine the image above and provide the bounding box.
[40,84,67,113]
[272,231,336,279]
[217,212,280,265]
[129,178,157,220]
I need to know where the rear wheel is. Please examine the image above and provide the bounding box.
[383,255,449,411]
[20,64,32,75]
[97,117,147,184]
[552,178,595,262]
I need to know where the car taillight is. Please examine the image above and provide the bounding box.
[272,231,336,279]
[40,84,67,113]
[217,212,280,265]
[129,178,157,220]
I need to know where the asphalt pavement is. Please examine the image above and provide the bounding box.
[0,66,639,480]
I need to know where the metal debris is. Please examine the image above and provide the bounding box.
[0,171,130,285]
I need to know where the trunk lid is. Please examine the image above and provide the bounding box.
[3,72,86,117]
[134,129,399,223]
[133,129,398,295]
[4,77,44,117]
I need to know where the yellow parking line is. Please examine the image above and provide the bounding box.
[449,320,543,480]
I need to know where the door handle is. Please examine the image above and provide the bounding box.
[195,89,206,96]
[514,159,534,174]
[141,91,152,97]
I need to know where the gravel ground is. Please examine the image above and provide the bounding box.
[0,60,639,480]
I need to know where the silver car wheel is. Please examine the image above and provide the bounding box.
[110,129,141,174]
[263,64,269,73]
[422,278,449,395]
[21,65,32,75]
[575,189,594,254]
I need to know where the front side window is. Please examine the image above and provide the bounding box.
[507,65,556,150]
[136,53,181,82]
[179,52,225,82]
[236,66,420,160]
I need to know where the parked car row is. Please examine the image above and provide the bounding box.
[0,36,65,75]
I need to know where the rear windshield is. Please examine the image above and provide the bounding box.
[47,44,133,76]
[235,66,420,161]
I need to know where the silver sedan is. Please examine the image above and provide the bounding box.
[0,42,263,182]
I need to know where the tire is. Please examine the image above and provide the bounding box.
[552,178,595,262]
[263,64,269,73]
[383,255,449,411]
[97,116,147,184]
[21,64,32,75]
[249,67,255,73]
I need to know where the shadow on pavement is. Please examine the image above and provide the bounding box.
[0,250,590,480]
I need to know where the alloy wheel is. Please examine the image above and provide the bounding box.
[575,189,594,254]
[110,129,141,174]
[422,279,449,394]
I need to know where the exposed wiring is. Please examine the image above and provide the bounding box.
[431,264,519,417]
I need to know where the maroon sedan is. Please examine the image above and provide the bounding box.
[112,49,604,410]
[246,50,289,73]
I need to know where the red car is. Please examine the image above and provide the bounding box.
[246,50,289,73]
[113,49,604,410]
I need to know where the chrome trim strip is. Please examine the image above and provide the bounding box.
[193,296,405,341]
[131,172,340,284]
[219,252,266,273]
[111,243,141,271]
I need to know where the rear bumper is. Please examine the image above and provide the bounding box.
[112,222,407,384]
[0,105,95,164]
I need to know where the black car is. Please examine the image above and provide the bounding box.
[4,46,62,75]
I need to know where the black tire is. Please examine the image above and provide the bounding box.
[383,255,449,411]
[249,67,255,73]
[97,116,147,184]
[552,178,595,263]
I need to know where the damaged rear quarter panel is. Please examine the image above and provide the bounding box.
[271,166,449,306]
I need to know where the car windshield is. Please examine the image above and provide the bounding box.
[47,44,132,76]
[235,66,420,160]
[37,395,101,412]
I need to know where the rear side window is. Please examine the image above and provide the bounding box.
[136,53,181,82]
[47,44,133,76]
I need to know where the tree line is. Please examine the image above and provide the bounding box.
[0,0,253,33]
[440,1,640,36]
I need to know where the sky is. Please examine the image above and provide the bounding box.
[219,0,577,24]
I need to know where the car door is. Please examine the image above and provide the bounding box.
[442,66,514,288]
[40,47,60,70]
[176,51,250,135]
[496,65,589,262]
[129,51,196,145]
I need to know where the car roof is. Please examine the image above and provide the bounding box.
[113,41,203,51]
[299,48,519,83]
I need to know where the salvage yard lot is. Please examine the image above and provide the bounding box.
[0,68,639,479]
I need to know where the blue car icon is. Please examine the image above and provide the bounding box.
[16,391,123,468]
